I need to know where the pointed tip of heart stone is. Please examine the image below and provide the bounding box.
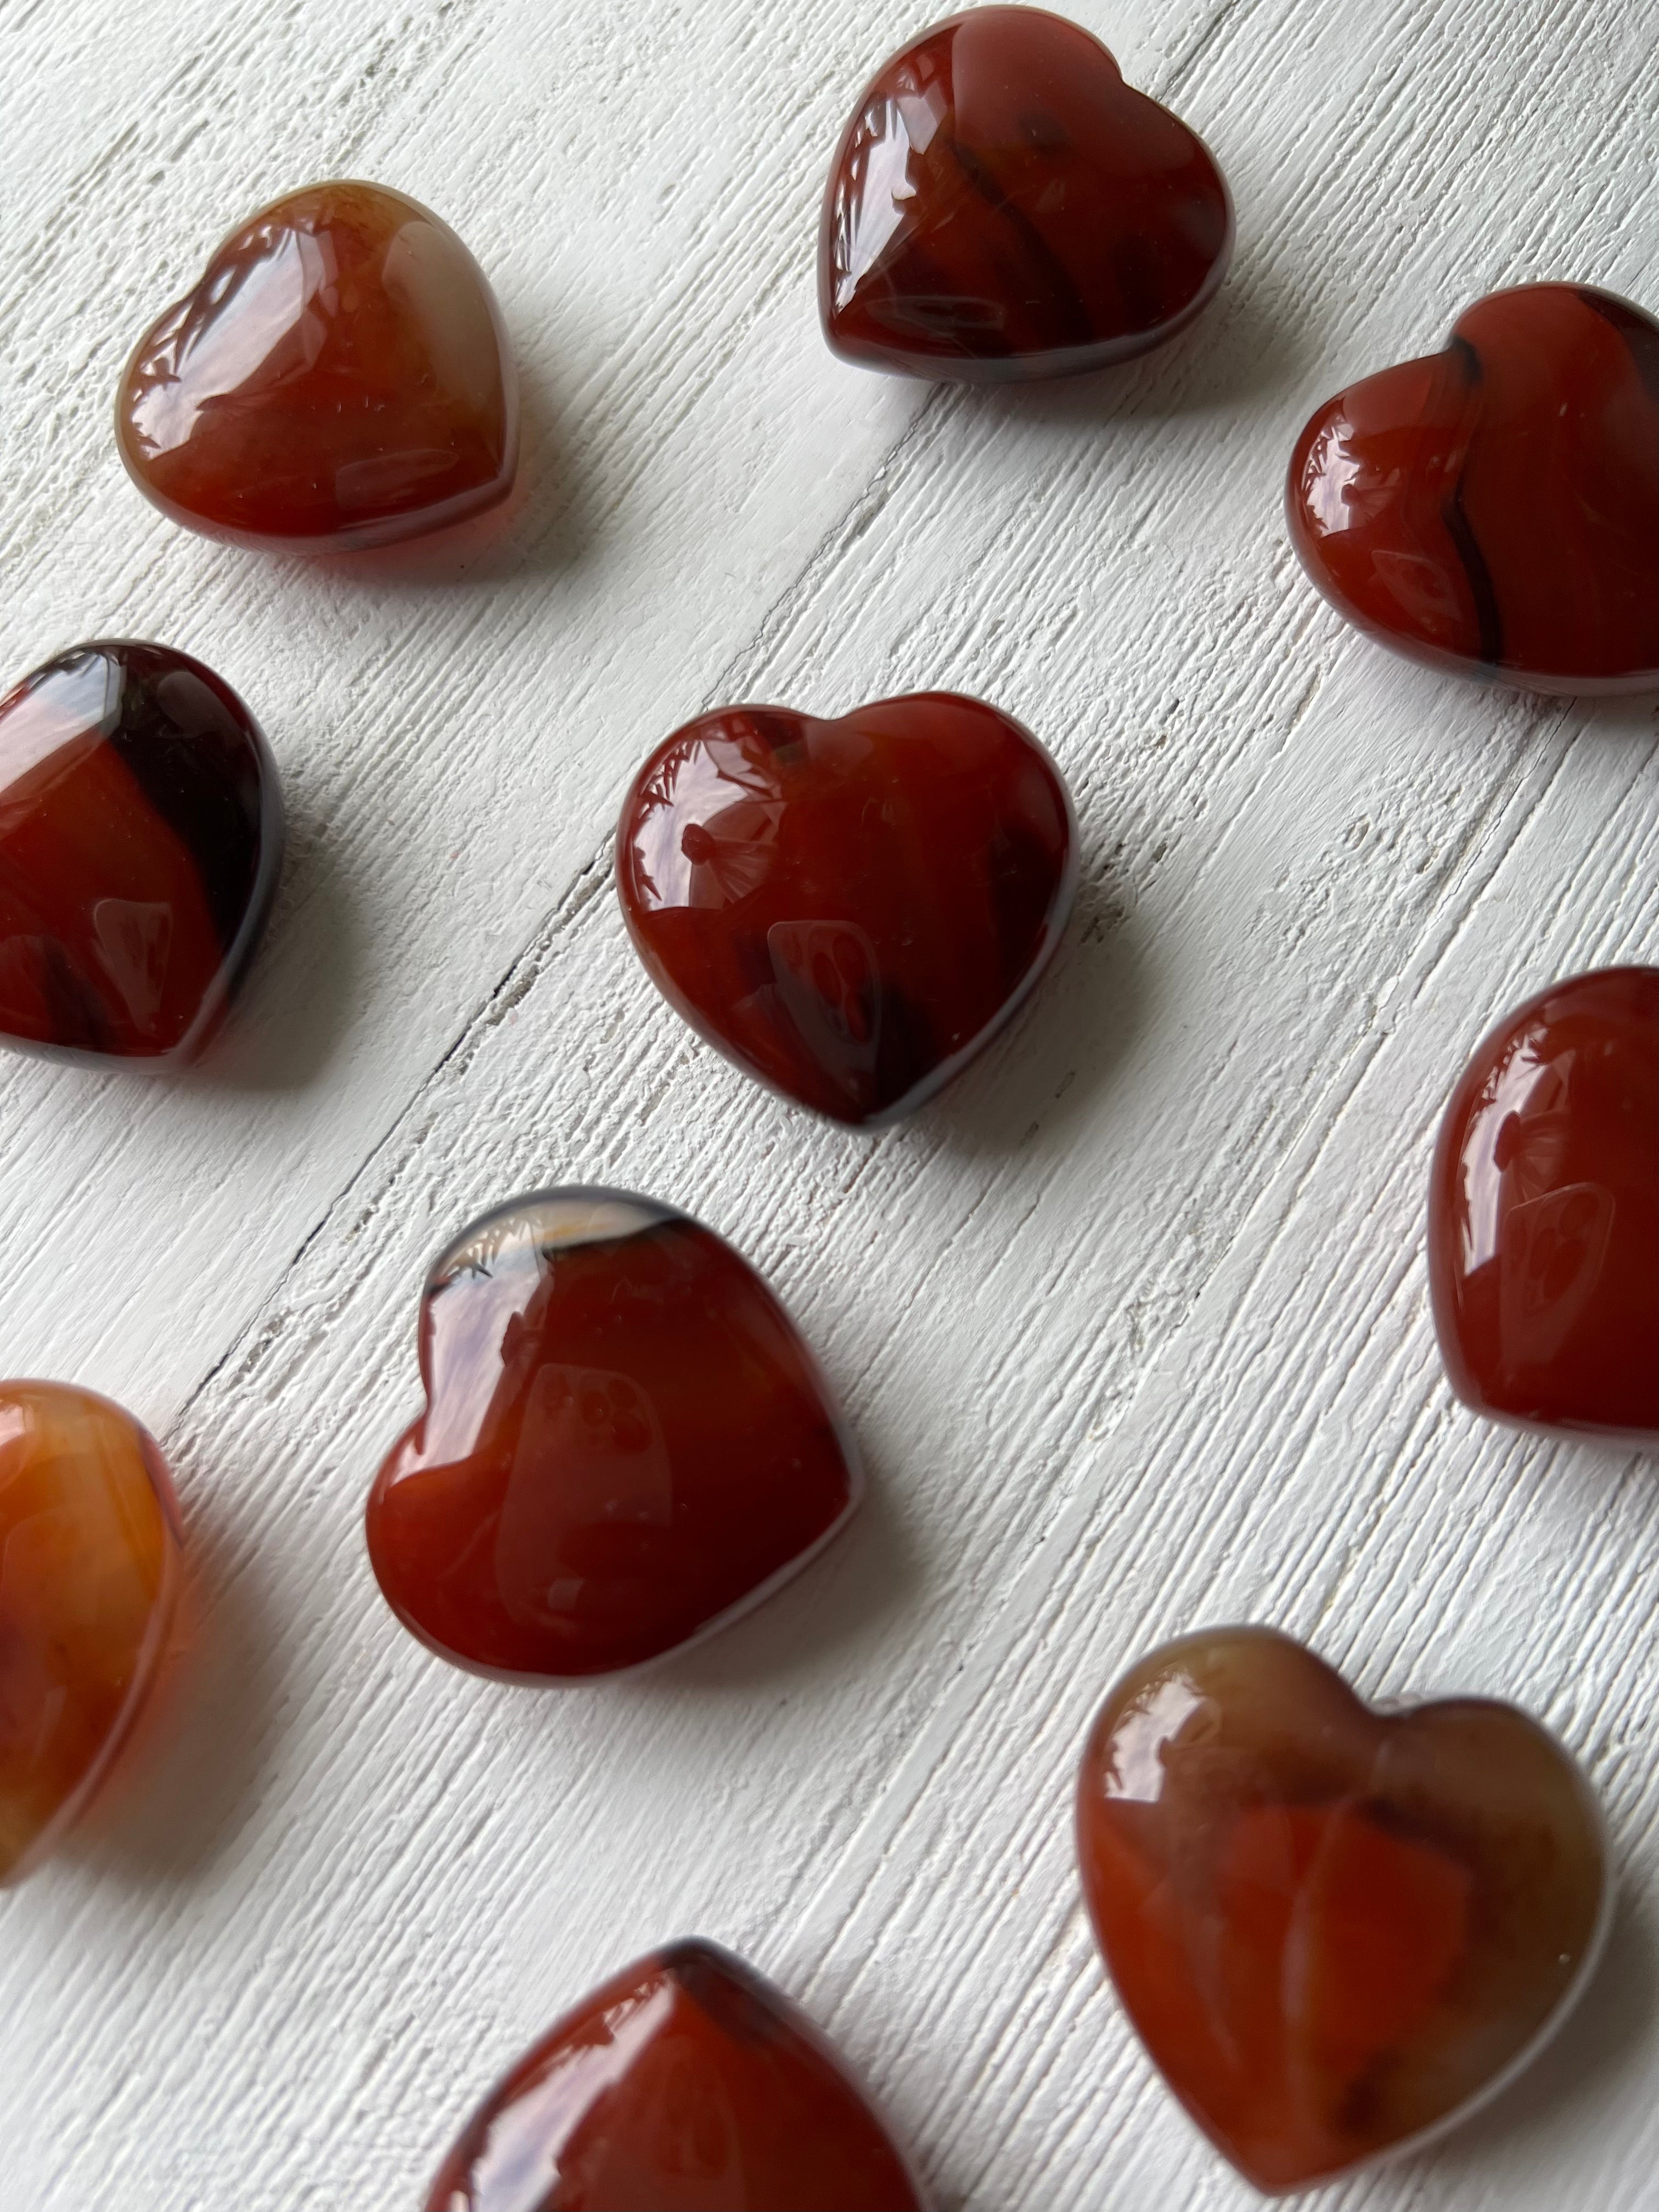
[616,692,1077,1124]
[0,639,283,1065]
[1076,1625,1609,2192]
[1429,965,1659,1440]
[1287,283,1659,694]
[425,1939,929,2211]
[819,5,1233,382]
[0,1380,183,1883]
[116,179,518,552]
[365,1189,860,1680]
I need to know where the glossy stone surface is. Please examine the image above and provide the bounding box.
[0,1381,181,1883]
[1429,967,1658,1442]
[616,693,1076,1124]
[820,6,1232,382]
[117,180,517,551]
[1076,1626,1607,2193]
[367,1192,858,1680]
[0,640,282,1063]
[1287,285,1659,694]
[426,1940,926,2212]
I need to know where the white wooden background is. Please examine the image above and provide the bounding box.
[1,0,1655,2204]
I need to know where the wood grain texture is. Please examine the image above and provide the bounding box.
[0,0,1653,2206]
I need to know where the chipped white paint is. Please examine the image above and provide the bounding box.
[0,0,1654,2204]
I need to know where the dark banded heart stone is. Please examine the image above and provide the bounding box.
[425,1940,927,2211]
[616,692,1076,1125]
[116,181,518,551]
[820,5,1233,381]
[1429,966,1658,1441]
[365,1190,859,1680]
[1287,285,1659,694]
[0,640,283,1063]
[1077,1627,1608,2192]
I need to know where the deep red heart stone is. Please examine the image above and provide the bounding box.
[819,5,1233,381]
[0,640,282,1063]
[1429,966,1658,1442]
[425,1939,927,2211]
[116,180,518,551]
[615,693,1076,1125]
[1077,1626,1607,2194]
[1286,285,1659,694]
[365,1191,859,1681]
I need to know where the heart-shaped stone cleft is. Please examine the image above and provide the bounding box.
[820,6,1233,382]
[1429,966,1658,1443]
[0,1381,182,1884]
[616,693,1077,1125]
[1287,284,1659,694]
[365,1190,860,1681]
[116,180,518,551]
[1076,1626,1609,2193]
[425,1939,929,2211]
[0,640,283,1065]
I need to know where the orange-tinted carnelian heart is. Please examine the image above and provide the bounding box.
[365,1190,859,1681]
[616,693,1076,1125]
[425,1940,927,2211]
[116,180,517,551]
[1287,285,1659,694]
[820,6,1233,381]
[1076,1626,1607,2193]
[0,1381,182,1882]
[1428,966,1658,1442]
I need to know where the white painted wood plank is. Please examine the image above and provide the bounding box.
[0,0,1653,2207]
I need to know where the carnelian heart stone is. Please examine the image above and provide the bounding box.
[426,1939,927,2211]
[1429,967,1658,1442]
[0,1381,182,1883]
[116,180,518,551]
[0,639,282,1063]
[820,5,1233,381]
[1287,285,1659,694]
[616,693,1076,1125]
[1076,1626,1607,2194]
[365,1191,859,1680]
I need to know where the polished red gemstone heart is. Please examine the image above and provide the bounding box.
[116,181,518,551]
[820,5,1232,381]
[1429,967,1658,1442]
[365,1191,859,1680]
[1286,285,1659,694]
[0,640,282,1063]
[425,1940,926,2211]
[0,1381,182,1883]
[1076,1626,1607,2193]
[615,693,1075,1124]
